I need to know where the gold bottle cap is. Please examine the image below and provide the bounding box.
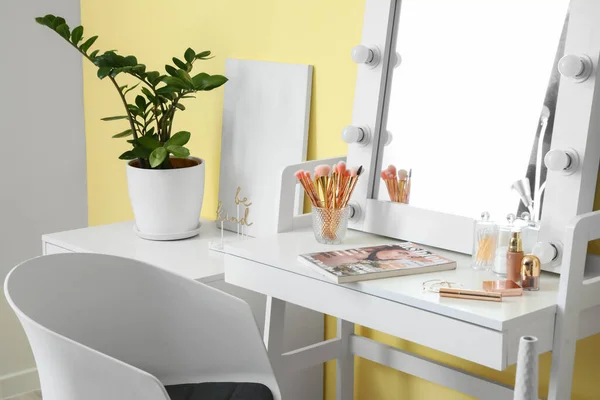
[508,231,523,252]
[521,255,541,277]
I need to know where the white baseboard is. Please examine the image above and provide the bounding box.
[0,368,39,400]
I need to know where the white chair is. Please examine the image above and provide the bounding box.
[4,253,281,400]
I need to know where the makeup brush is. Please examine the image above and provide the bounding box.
[342,167,362,207]
[398,169,408,203]
[304,171,321,206]
[314,165,331,208]
[382,171,394,201]
[404,169,412,204]
[296,170,319,206]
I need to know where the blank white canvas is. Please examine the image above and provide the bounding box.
[218,59,312,237]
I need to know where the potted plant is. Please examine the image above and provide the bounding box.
[35,14,227,239]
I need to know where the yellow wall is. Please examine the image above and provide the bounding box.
[81,1,600,399]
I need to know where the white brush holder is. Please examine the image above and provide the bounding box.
[514,336,539,400]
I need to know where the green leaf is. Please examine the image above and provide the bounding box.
[138,135,161,150]
[97,66,112,79]
[184,48,195,63]
[132,145,151,159]
[195,50,212,60]
[112,129,133,138]
[56,23,70,40]
[124,83,140,95]
[181,95,196,99]
[166,145,190,158]
[175,103,186,111]
[124,55,138,66]
[79,35,98,53]
[36,14,57,27]
[146,71,160,85]
[119,150,137,160]
[71,26,83,44]
[141,87,156,102]
[51,17,66,30]
[175,69,193,84]
[165,131,191,147]
[89,49,100,59]
[135,95,147,110]
[172,57,187,70]
[149,147,168,168]
[193,73,228,90]
[101,115,128,121]
[162,76,189,90]
[165,65,178,77]
[146,127,156,136]
[35,15,56,27]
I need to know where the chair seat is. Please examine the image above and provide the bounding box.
[165,382,273,400]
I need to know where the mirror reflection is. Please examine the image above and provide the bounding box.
[377,0,569,222]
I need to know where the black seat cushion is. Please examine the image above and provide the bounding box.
[165,382,273,400]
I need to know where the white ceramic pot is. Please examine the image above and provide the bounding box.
[126,157,205,237]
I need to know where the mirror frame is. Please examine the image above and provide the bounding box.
[346,0,600,268]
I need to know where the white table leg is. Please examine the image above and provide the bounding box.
[336,319,355,400]
[264,296,286,371]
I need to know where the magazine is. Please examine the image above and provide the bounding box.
[298,242,456,283]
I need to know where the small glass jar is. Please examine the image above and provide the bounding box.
[312,207,350,245]
[492,214,516,276]
[471,212,498,270]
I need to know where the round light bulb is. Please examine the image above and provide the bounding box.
[383,130,393,146]
[351,45,374,65]
[558,54,585,79]
[393,52,402,68]
[342,126,365,144]
[544,149,571,171]
[532,242,558,264]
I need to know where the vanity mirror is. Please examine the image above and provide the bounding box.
[346,0,600,263]
[377,0,568,221]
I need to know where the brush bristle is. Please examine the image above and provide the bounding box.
[398,169,408,179]
[381,171,388,179]
[387,164,397,174]
[350,168,358,177]
[314,164,330,178]
[295,170,305,180]
[357,165,363,176]
[343,170,351,177]
[338,161,347,174]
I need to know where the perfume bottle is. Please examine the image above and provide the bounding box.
[507,230,524,283]
[471,212,498,270]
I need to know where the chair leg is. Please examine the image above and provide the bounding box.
[336,319,354,400]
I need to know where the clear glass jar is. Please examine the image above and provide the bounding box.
[471,212,498,270]
[492,214,516,276]
[312,207,350,245]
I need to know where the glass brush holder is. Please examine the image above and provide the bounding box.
[312,206,350,245]
[471,212,498,270]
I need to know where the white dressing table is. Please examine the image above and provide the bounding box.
[220,221,600,400]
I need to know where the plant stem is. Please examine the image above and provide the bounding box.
[109,76,138,140]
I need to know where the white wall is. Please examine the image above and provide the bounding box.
[0,0,87,397]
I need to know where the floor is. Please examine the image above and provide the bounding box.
[6,391,41,400]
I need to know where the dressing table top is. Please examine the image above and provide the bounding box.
[42,220,234,283]
[223,228,560,331]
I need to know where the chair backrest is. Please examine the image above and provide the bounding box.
[4,253,280,400]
